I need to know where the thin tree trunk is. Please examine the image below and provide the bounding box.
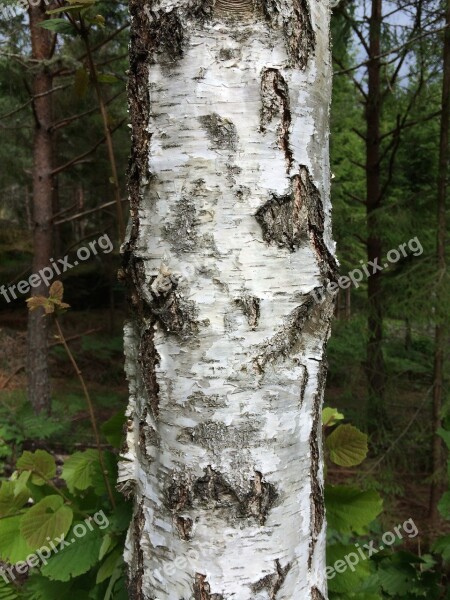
[120,1,336,598]
[429,0,450,523]
[27,2,54,415]
[366,0,387,433]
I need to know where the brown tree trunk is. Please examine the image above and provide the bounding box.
[366,0,387,434]
[429,0,450,522]
[26,2,54,414]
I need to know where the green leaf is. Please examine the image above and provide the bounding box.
[40,526,103,581]
[378,562,418,596]
[0,481,29,517]
[46,4,89,14]
[16,450,56,486]
[438,428,450,451]
[0,516,33,563]
[22,576,73,600]
[62,449,99,493]
[323,407,345,428]
[438,491,450,519]
[20,496,73,549]
[97,73,120,84]
[327,542,373,594]
[326,424,368,467]
[101,412,126,449]
[38,18,78,35]
[0,579,19,600]
[432,534,450,562]
[13,471,31,497]
[325,485,383,535]
[96,548,122,584]
[98,533,117,561]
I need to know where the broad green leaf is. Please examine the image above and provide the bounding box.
[432,534,450,562]
[16,450,56,486]
[326,424,368,467]
[0,481,29,517]
[46,4,90,14]
[13,471,31,496]
[438,491,450,519]
[378,562,418,596]
[41,526,103,581]
[325,485,383,535]
[21,576,72,600]
[38,19,78,35]
[97,73,120,84]
[101,412,126,449]
[327,542,373,594]
[0,579,19,600]
[98,533,117,561]
[438,427,450,450]
[0,516,33,563]
[323,407,345,428]
[62,449,99,493]
[96,549,122,584]
[20,496,73,549]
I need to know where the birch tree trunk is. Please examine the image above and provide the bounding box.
[120,1,336,598]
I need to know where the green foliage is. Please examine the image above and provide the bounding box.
[326,424,368,467]
[0,410,130,599]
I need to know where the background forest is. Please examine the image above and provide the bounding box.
[0,0,449,598]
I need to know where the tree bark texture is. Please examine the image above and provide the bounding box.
[120,1,336,598]
[27,2,54,415]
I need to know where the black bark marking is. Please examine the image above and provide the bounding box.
[127,501,145,600]
[166,467,277,529]
[235,294,260,329]
[293,166,339,282]
[254,292,316,371]
[255,189,307,251]
[311,587,326,600]
[251,559,292,598]
[199,113,238,152]
[147,8,184,62]
[175,515,194,540]
[262,0,315,68]
[194,573,224,600]
[308,361,327,570]
[261,68,293,170]
[139,328,161,418]
[162,193,198,254]
[241,470,278,525]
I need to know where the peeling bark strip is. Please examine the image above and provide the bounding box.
[262,0,315,67]
[261,68,293,170]
[121,0,334,598]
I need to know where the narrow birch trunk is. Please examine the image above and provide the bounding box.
[120,1,336,598]
[27,2,54,415]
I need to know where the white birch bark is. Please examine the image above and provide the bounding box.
[120,1,336,598]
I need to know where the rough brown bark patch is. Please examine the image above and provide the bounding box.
[261,68,293,170]
[199,113,238,152]
[308,362,326,569]
[311,586,326,600]
[193,573,224,600]
[251,559,291,598]
[235,295,260,329]
[139,328,161,418]
[262,0,315,68]
[128,502,145,600]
